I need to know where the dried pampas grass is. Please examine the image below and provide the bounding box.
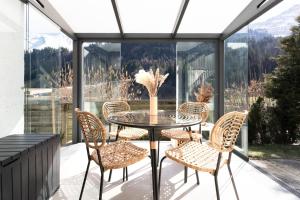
[135,68,169,97]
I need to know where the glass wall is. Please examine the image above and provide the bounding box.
[82,41,217,139]
[24,5,73,144]
[0,0,24,138]
[224,27,249,155]
[82,42,177,120]
[82,42,121,117]
[176,42,217,123]
[121,42,176,110]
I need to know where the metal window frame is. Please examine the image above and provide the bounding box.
[21,0,282,143]
[172,0,190,38]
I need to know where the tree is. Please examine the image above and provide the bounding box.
[265,16,300,144]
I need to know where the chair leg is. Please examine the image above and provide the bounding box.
[79,160,90,200]
[157,139,160,167]
[108,136,111,144]
[125,167,128,181]
[158,156,167,193]
[195,170,200,185]
[99,169,104,200]
[214,175,220,200]
[228,165,239,200]
[199,124,202,144]
[108,169,112,182]
[184,166,188,183]
[122,168,125,182]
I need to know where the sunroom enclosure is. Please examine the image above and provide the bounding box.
[2,0,284,157]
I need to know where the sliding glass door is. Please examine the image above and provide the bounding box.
[24,5,73,144]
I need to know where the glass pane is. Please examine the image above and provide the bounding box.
[178,0,252,33]
[24,5,73,144]
[82,42,121,116]
[224,26,249,155]
[48,0,119,33]
[116,0,182,33]
[121,42,176,109]
[82,42,177,137]
[82,42,176,110]
[176,41,217,138]
[0,0,24,137]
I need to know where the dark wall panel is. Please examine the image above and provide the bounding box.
[0,134,60,200]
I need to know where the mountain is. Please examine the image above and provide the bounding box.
[250,4,300,37]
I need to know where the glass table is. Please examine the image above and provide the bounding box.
[107,110,201,200]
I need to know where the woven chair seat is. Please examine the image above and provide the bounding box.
[161,102,208,143]
[165,141,228,174]
[109,127,148,140]
[91,140,148,170]
[161,129,201,142]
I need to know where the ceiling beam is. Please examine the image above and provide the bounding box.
[75,33,220,41]
[111,0,124,38]
[171,0,190,39]
[221,0,283,40]
[28,0,76,39]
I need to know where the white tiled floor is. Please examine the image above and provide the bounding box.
[51,141,300,200]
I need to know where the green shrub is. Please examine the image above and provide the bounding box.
[248,97,270,144]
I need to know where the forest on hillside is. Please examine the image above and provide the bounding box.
[24,29,282,102]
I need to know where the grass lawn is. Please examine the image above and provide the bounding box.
[249,144,300,160]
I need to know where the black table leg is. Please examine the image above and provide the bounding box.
[157,138,160,167]
[149,128,159,200]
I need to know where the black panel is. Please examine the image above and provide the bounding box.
[2,159,20,200]
[42,142,48,199]
[0,167,2,200]
[47,140,53,195]
[28,148,36,200]
[12,161,21,200]
[52,137,60,193]
[21,152,29,200]
[36,145,43,200]
[0,134,60,200]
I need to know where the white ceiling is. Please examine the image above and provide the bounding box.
[48,0,119,33]
[36,0,282,38]
[178,0,252,33]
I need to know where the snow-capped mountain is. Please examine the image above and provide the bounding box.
[250,4,300,37]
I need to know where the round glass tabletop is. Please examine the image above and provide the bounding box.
[107,110,201,129]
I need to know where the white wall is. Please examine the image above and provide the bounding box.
[0,0,24,137]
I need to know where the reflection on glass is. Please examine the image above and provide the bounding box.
[224,26,249,155]
[82,42,121,116]
[224,27,248,113]
[107,110,200,127]
[176,42,217,123]
[24,5,73,144]
[82,42,177,117]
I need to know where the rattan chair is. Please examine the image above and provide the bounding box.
[102,101,148,182]
[161,102,209,183]
[159,111,247,200]
[161,102,209,144]
[102,101,148,141]
[75,108,148,200]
